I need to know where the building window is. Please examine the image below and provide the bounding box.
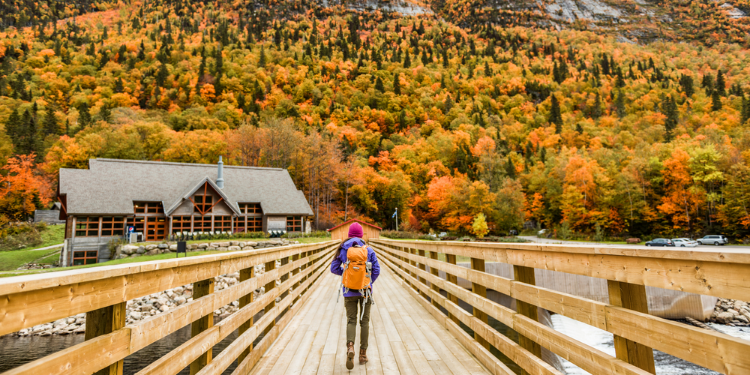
[235,217,246,232]
[193,195,214,214]
[172,216,191,234]
[215,216,232,232]
[101,217,126,236]
[193,216,212,231]
[248,217,262,232]
[239,203,263,215]
[73,251,98,265]
[133,217,145,233]
[75,217,100,237]
[286,216,302,232]
[134,202,164,214]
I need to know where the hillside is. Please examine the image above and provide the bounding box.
[0,0,749,240]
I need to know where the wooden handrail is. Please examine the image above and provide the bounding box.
[0,240,339,375]
[372,239,750,375]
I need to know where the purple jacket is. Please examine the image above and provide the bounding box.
[330,238,380,297]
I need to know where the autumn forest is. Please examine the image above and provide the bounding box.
[0,0,749,240]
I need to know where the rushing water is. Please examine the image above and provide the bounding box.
[0,313,268,375]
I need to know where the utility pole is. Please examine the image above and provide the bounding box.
[395,207,398,231]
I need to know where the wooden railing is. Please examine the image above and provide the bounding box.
[0,240,339,375]
[371,239,750,375]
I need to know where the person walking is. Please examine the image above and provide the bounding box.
[330,222,380,370]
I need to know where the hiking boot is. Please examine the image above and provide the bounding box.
[346,342,355,370]
[359,348,368,364]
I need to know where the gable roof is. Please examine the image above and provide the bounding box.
[165,177,241,216]
[58,159,314,216]
[327,219,383,232]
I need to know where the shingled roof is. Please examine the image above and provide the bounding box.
[58,159,314,216]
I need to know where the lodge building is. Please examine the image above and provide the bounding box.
[57,158,314,265]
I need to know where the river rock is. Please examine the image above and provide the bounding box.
[130,311,142,320]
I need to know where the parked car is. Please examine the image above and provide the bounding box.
[672,238,698,247]
[645,238,674,247]
[697,235,729,246]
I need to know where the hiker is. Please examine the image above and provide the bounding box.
[330,222,380,370]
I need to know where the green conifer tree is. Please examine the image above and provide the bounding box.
[711,90,722,111]
[43,107,59,136]
[549,95,563,132]
[393,74,401,95]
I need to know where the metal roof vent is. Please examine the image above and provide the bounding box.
[217,156,225,189]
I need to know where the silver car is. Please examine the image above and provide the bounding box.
[672,238,698,247]
[697,235,728,246]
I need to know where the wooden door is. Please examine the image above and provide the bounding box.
[146,217,167,241]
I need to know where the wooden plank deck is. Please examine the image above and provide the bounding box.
[249,266,492,375]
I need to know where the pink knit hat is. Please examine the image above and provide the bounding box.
[348,222,364,238]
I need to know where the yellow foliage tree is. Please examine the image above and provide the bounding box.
[472,213,489,238]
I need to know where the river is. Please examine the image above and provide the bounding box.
[0,313,268,375]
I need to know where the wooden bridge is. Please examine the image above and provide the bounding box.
[1,238,749,375]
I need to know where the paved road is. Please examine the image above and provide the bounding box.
[519,236,750,251]
[30,244,63,251]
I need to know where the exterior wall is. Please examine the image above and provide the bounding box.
[329,221,380,241]
[266,216,287,231]
[34,210,64,224]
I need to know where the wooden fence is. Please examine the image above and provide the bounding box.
[371,239,750,375]
[0,240,339,375]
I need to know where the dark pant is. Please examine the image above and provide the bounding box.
[344,296,372,350]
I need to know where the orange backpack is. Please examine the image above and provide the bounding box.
[337,242,375,316]
[342,244,370,291]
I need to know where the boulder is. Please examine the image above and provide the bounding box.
[198,243,209,249]
[147,249,160,256]
[158,243,168,249]
[716,311,735,324]
[209,243,221,248]
[116,254,129,259]
[218,247,229,252]
[130,254,141,258]
[122,245,139,255]
[169,244,178,251]
[146,245,158,251]
[230,241,240,246]
[228,246,241,251]
[245,242,258,247]
[136,246,146,254]
[218,242,231,247]
[244,246,254,251]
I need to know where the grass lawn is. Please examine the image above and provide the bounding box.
[0,248,61,271]
[0,225,67,271]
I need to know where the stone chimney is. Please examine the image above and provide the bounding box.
[217,156,225,189]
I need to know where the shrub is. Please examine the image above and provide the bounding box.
[283,231,331,239]
[0,223,43,251]
[381,230,421,239]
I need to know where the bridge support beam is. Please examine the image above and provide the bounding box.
[85,302,126,375]
[190,278,215,375]
[470,258,490,350]
[237,265,255,366]
[608,280,656,374]
[417,250,428,299]
[513,265,543,368]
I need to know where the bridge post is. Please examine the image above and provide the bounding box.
[237,265,255,365]
[513,265,543,364]
[280,256,290,300]
[429,251,441,310]
[263,259,277,336]
[607,280,656,374]
[445,254,460,325]
[291,253,301,302]
[470,258,490,349]
[417,250,428,299]
[190,278,215,375]
[85,302,126,375]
